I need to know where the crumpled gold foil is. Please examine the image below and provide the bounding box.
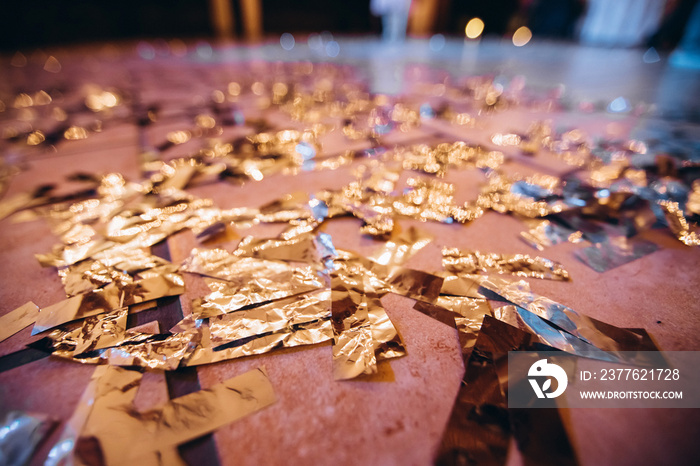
[330,271,377,380]
[398,142,504,177]
[183,291,334,366]
[442,246,570,281]
[436,296,492,354]
[233,232,332,264]
[0,301,41,343]
[476,172,569,218]
[183,248,323,317]
[659,200,700,246]
[32,274,185,334]
[519,219,584,251]
[369,226,433,266]
[47,365,275,465]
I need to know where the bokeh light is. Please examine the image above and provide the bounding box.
[465,18,484,39]
[280,33,295,51]
[512,26,532,47]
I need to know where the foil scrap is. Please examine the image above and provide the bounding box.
[334,250,444,303]
[32,274,185,335]
[397,142,504,177]
[436,316,576,466]
[206,291,331,346]
[47,365,275,465]
[368,226,433,266]
[574,236,660,272]
[0,301,41,343]
[71,308,128,356]
[439,273,485,298]
[185,319,332,366]
[476,173,570,218]
[497,305,619,362]
[660,200,700,246]
[442,247,570,281]
[519,219,584,251]
[330,272,377,380]
[377,263,444,303]
[0,411,54,466]
[184,248,323,317]
[365,292,406,361]
[234,233,322,263]
[479,276,646,353]
[436,296,493,355]
[58,259,133,297]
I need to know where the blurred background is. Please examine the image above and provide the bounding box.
[1,0,698,52]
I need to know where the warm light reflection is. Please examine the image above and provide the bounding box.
[167,130,192,144]
[465,18,484,39]
[27,131,45,145]
[44,56,61,73]
[64,126,88,140]
[512,27,532,47]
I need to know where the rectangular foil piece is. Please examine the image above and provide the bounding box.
[479,276,646,353]
[0,411,54,466]
[442,247,570,281]
[330,272,377,380]
[0,301,41,343]
[366,292,406,361]
[207,291,331,346]
[32,274,185,334]
[368,226,433,266]
[185,318,332,366]
[50,365,275,465]
[439,273,485,298]
[234,234,321,262]
[519,219,584,251]
[574,236,659,273]
[437,296,492,355]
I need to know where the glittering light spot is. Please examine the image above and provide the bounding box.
[429,34,445,52]
[228,82,241,96]
[64,126,88,140]
[11,52,27,67]
[137,42,156,60]
[251,82,265,96]
[280,33,295,51]
[196,42,213,59]
[34,90,52,105]
[295,142,316,160]
[13,93,33,108]
[44,56,61,73]
[607,96,630,113]
[325,41,340,58]
[53,107,67,121]
[465,18,484,39]
[27,131,45,145]
[167,130,192,144]
[419,103,435,119]
[86,91,119,111]
[643,47,660,64]
[169,39,187,57]
[211,90,225,103]
[512,26,532,47]
[308,33,323,51]
[195,114,216,129]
